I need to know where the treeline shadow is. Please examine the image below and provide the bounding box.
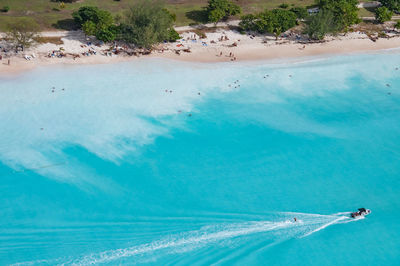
[52,19,79,30]
[186,9,208,25]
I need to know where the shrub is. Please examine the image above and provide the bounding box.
[375,6,393,23]
[316,0,360,30]
[119,0,177,48]
[290,7,308,19]
[239,9,296,39]
[168,28,180,42]
[2,5,10,12]
[395,20,400,29]
[73,6,116,42]
[279,3,289,9]
[380,0,400,12]
[207,0,241,24]
[305,10,337,40]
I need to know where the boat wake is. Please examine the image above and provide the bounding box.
[11,212,362,266]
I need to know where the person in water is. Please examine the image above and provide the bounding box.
[294,217,297,222]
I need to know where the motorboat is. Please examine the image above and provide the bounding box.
[351,208,371,218]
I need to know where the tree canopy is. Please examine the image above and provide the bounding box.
[207,0,241,24]
[380,0,400,12]
[6,18,39,51]
[305,10,337,40]
[290,7,309,20]
[239,9,297,39]
[375,6,393,23]
[316,0,360,30]
[73,6,116,42]
[119,0,179,49]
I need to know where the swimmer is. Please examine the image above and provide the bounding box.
[386,84,391,87]
[294,217,297,222]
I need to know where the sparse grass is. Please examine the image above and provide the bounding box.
[1,0,362,31]
[358,7,376,18]
[33,36,64,45]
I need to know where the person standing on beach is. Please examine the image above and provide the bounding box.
[8,59,10,65]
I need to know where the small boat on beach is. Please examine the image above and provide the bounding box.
[351,208,371,218]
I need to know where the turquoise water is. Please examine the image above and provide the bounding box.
[0,53,399,265]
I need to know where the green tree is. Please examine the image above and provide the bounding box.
[239,14,258,32]
[305,10,337,40]
[6,18,40,51]
[290,7,308,19]
[380,0,400,12]
[119,0,178,49]
[375,6,393,23]
[73,6,116,42]
[316,0,360,30]
[82,21,96,36]
[239,9,296,39]
[269,9,297,39]
[207,0,241,24]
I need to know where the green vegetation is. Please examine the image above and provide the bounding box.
[290,7,308,19]
[0,0,316,31]
[6,18,40,51]
[304,0,359,40]
[118,0,179,48]
[305,10,337,39]
[279,3,289,9]
[1,5,9,12]
[206,0,241,24]
[315,0,360,30]
[73,6,116,42]
[375,6,393,23]
[395,20,400,29]
[239,9,297,39]
[380,0,400,12]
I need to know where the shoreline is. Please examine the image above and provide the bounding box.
[1,29,400,77]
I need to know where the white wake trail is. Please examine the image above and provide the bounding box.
[67,212,356,266]
[11,212,362,266]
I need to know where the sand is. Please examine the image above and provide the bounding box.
[1,28,400,76]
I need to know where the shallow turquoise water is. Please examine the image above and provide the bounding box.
[0,53,399,265]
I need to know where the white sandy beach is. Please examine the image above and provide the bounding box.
[1,26,400,76]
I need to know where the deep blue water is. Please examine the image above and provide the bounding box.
[0,53,399,265]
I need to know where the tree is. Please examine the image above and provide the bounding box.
[269,9,297,39]
[305,10,337,40]
[290,7,308,19]
[375,6,393,23]
[82,21,96,36]
[239,9,296,39]
[380,0,400,12]
[206,0,241,24]
[239,14,258,32]
[72,6,116,42]
[119,0,178,49]
[6,18,39,51]
[316,0,360,30]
